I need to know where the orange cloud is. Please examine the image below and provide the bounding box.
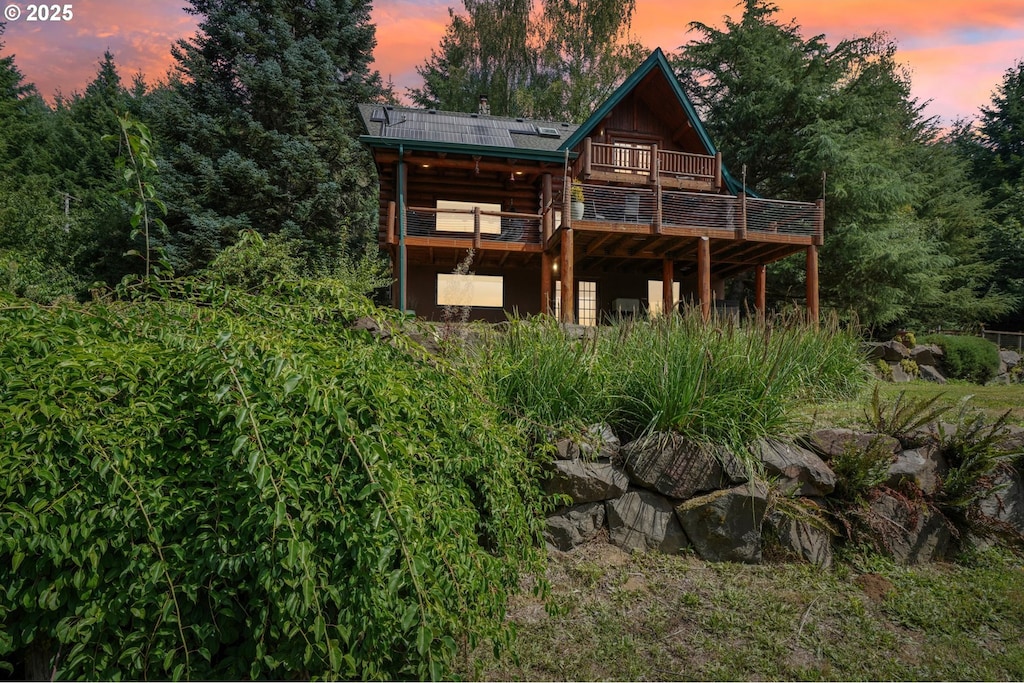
[2,0,1021,123]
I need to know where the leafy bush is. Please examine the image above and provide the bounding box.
[920,334,1001,383]
[0,281,545,680]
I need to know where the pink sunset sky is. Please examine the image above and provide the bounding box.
[2,0,1022,124]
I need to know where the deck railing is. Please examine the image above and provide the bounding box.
[572,183,822,240]
[397,205,543,245]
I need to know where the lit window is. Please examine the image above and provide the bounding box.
[647,280,681,316]
[554,280,598,325]
[437,274,504,308]
[436,200,501,234]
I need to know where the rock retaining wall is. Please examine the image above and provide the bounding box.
[544,422,1024,565]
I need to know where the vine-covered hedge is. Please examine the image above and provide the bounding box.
[0,281,545,680]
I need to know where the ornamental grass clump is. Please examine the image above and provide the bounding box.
[468,308,866,451]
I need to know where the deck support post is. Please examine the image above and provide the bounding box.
[662,257,674,316]
[560,229,574,323]
[698,236,711,322]
[806,245,819,327]
[754,264,767,319]
[541,252,553,315]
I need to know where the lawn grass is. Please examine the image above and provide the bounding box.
[797,380,1024,430]
[475,544,1024,681]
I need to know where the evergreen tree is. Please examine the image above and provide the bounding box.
[952,61,1024,328]
[410,0,643,123]
[674,0,1012,329]
[157,0,382,273]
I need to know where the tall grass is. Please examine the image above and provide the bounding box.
[463,309,867,448]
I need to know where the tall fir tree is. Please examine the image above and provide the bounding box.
[157,0,382,273]
[674,0,1012,330]
[952,60,1024,328]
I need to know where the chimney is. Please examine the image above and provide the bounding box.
[478,94,490,116]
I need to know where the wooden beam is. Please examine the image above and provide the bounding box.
[386,201,396,245]
[560,227,575,323]
[662,257,674,316]
[698,236,711,322]
[542,173,553,241]
[755,264,767,317]
[584,232,619,257]
[806,245,819,327]
[541,251,553,315]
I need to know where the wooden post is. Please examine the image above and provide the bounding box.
[654,177,662,234]
[473,206,482,249]
[814,198,825,246]
[542,173,553,242]
[386,201,396,244]
[806,245,819,327]
[662,257,674,317]
[541,252,552,315]
[583,138,592,178]
[754,264,767,318]
[698,236,711,322]
[714,151,723,190]
[737,192,747,240]
[560,228,574,323]
[649,143,659,184]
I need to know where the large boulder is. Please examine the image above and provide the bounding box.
[863,340,910,362]
[918,364,946,384]
[752,439,836,496]
[545,503,606,551]
[869,492,951,564]
[767,509,833,568]
[579,422,621,461]
[910,344,943,366]
[976,469,1024,535]
[606,489,689,554]
[889,363,913,383]
[676,483,769,563]
[994,425,1024,455]
[802,429,900,462]
[543,460,629,504]
[622,432,746,499]
[886,448,947,495]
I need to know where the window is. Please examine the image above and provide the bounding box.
[436,200,501,234]
[554,280,598,325]
[647,280,681,316]
[437,274,503,308]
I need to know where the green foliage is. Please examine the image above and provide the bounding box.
[674,1,1013,328]
[863,384,949,439]
[920,333,1001,383]
[107,113,170,280]
[829,437,898,503]
[0,284,545,679]
[933,404,1018,511]
[463,310,866,448]
[411,0,644,122]
[899,358,920,377]
[157,0,382,274]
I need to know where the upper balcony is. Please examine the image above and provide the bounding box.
[579,138,722,192]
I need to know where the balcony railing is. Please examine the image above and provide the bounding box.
[386,204,543,245]
[582,139,722,190]
[570,183,823,241]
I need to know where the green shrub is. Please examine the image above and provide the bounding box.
[920,334,1000,383]
[0,282,545,680]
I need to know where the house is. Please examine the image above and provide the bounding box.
[358,48,823,325]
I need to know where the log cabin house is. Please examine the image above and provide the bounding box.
[358,48,823,325]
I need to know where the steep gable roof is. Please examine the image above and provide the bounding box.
[561,48,745,195]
